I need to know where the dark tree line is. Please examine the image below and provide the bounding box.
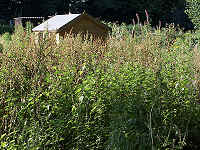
[0,0,187,26]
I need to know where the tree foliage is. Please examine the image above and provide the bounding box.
[0,0,12,21]
[185,0,200,30]
[0,0,183,26]
[86,0,178,24]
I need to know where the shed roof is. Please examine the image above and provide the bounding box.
[32,14,80,32]
[32,13,111,32]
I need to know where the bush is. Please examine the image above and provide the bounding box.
[0,24,14,35]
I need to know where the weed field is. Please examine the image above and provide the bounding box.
[1,24,200,149]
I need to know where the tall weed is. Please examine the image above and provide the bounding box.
[0,24,200,149]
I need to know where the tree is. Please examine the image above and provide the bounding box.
[0,0,185,26]
[185,0,200,29]
[40,0,58,16]
[85,0,178,25]
[0,0,12,21]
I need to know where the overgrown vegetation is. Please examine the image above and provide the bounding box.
[1,22,200,150]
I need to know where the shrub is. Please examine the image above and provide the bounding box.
[0,24,14,34]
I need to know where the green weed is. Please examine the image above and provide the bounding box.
[0,23,200,150]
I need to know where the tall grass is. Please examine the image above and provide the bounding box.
[0,23,200,149]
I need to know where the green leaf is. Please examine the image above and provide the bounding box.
[1,142,7,148]
[0,134,6,140]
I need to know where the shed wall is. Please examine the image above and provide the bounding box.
[59,16,108,40]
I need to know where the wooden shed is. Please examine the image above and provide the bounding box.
[32,12,111,42]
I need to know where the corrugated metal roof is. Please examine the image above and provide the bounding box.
[32,14,81,32]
